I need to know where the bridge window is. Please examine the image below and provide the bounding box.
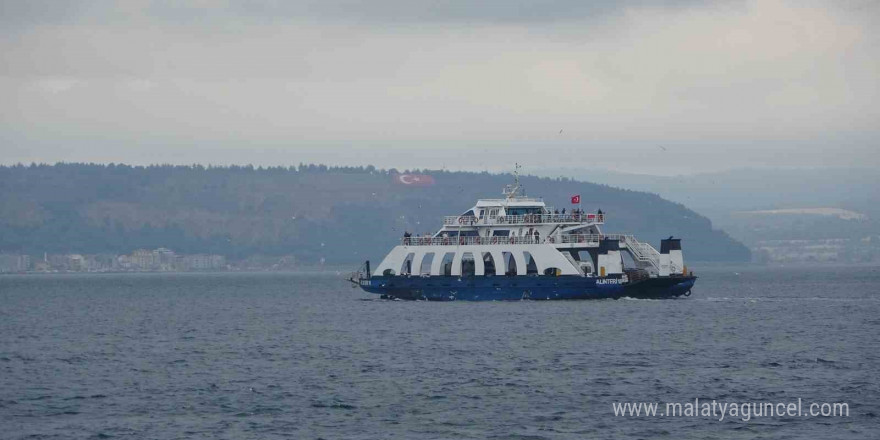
[502,251,516,276]
[440,252,455,276]
[382,269,396,276]
[488,208,499,219]
[460,252,475,277]
[419,253,435,275]
[482,253,496,276]
[543,267,561,276]
[523,252,538,275]
[400,253,415,275]
[506,207,542,216]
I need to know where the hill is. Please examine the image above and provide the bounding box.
[536,167,880,263]
[0,163,750,264]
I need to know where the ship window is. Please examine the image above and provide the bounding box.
[382,269,396,276]
[523,252,538,275]
[507,207,543,216]
[478,209,485,219]
[419,253,435,275]
[578,250,593,263]
[461,210,475,217]
[502,251,516,276]
[400,253,415,275]
[482,253,496,276]
[440,252,455,276]
[543,267,561,276]
[489,208,499,219]
[492,230,510,237]
[460,252,475,277]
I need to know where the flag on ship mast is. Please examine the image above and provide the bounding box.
[571,195,580,204]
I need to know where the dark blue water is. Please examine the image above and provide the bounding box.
[2,266,878,439]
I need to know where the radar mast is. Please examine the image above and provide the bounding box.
[503,163,525,200]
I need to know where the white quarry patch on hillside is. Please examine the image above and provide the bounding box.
[735,208,867,221]
[753,238,879,264]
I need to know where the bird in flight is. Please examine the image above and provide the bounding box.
[658,145,667,151]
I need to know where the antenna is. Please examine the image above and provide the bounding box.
[514,163,521,188]
[503,163,524,199]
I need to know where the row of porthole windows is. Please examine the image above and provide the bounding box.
[388,251,561,277]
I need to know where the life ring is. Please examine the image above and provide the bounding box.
[548,237,555,243]
[497,216,506,223]
[458,217,466,224]
[684,289,692,297]
[491,237,498,244]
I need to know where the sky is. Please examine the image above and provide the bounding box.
[1,0,878,175]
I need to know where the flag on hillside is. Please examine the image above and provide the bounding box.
[393,173,435,186]
[571,195,581,204]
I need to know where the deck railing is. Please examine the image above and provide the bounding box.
[399,232,662,272]
[403,235,540,246]
[442,213,604,226]
[403,232,629,246]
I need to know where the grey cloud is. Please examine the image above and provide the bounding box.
[2,0,734,27]
[1,0,877,174]
[226,0,724,24]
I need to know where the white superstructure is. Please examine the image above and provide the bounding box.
[373,171,684,279]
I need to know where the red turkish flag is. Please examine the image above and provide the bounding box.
[571,195,581,204]
[394,173,435,186]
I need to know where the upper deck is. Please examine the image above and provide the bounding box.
[443,212,604,226]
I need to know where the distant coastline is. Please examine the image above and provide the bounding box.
[0,247,310,274]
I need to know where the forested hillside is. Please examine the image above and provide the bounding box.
[0,163,750,263]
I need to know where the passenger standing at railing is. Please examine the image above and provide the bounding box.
[534,231,540,243]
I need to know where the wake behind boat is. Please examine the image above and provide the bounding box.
[350,170,696,300]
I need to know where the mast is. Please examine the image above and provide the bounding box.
[503,163,524,200]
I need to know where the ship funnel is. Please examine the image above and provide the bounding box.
[659,238,683,276]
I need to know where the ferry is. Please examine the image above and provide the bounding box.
[349,171,696,300]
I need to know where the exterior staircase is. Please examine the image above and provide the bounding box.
[619,235,661,274]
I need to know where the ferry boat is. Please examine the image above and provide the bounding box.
[349,171,696,300]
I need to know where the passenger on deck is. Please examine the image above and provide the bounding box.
[534,231,540,243]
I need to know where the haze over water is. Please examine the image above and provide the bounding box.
[2,266,878,439]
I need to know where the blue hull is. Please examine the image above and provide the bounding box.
[358,275,696,301]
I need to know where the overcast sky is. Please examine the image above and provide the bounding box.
[1,0,877,175]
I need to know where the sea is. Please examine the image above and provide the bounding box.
[1,265,878,439]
